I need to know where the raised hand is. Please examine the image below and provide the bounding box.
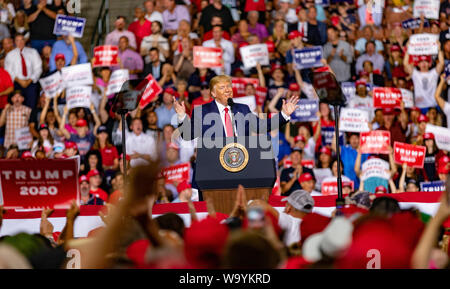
[281,95,300,116]
[173,96,186,119]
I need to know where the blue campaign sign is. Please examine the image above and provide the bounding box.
[294,46,323,70]
[291,99,319,122]
[420,181,445,192]
[315,0,330,6]
[53,15,86,38]
[402,18,429,30]
[321,126,335,147]
[341,82,355,100]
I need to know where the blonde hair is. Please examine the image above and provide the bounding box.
[209,75,232,93]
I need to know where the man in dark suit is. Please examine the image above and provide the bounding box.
[173,75,299,141]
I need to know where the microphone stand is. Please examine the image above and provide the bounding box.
[333,105,345,212]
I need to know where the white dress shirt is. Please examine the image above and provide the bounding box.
[215,100,238,137]
[125,132,157,167]
[202,38,235,76]
[5,47,42,83]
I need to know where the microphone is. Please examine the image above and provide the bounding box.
[227,97,234,107]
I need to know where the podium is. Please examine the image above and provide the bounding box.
[195,136,277,215]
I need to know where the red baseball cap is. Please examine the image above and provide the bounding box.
[55,53,65,61]
[126,239,151,266]
[164,87,176,96]
[79,175,88,183]
[288,30,303,40]
[355,79,367,87]
[319,146,332,156]
[176,180,192,193]
[375,185,387,194]
[423,132,435,140]
[382,108,396,115]
[21,151,34,159]
[390,45,401,53]
[87,169,100,179]
[65,141,78,150]
[271,63,283,73]
[294,135,306,143]
[418,114,429,123]
[299,172,314,183]
[265,41,275,53]
[75,119,88,127]
[289,82,300,92]
[418,55,431,63]
[411,106,421,113]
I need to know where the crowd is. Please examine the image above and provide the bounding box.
[0,0,449,269]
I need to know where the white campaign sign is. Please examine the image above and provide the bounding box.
[361,158,390,181]
[339,108,370,132]
[240,44,269,69]
[413,0,439,20]
[233,95,257,113]
[14,127,32,150]
[400,88,414,108]
[408,33,439,55]
[61,63,93,87]
[106,69,129,96]
[66,86,92,110]
[39,72,63,99]
[425,124,450,152]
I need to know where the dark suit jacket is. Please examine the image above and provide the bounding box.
[179,100,288,141]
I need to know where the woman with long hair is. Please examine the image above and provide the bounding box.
[92,126,119,172]
[31,124,55,158]
[11,9,29,41]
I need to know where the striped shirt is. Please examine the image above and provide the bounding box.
[4,105,31,148]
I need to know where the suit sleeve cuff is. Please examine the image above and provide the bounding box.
[281,111,290,121]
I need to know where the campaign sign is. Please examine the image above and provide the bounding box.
[341,82,356,101]
[106,69,129,96]
[301,159,315,169]
[394,142,426,168]
[400,89,414,108]
[240,44,270,69]
[0,159,79,209]
[373,87,402,108]
[293,46,324,70]
[61,63,93,87]
[66,86,92,110]
[315,0,329,6]
[408,33,439,55]
[14,127,32,150]
[312,168,333,186]
[420,181,445,192]
[360,131,391,154]
[93,45,119,67]
[321,180,354,196]
[193,46,223,68]
[361,158,390,181]
[339,108,370,132]
[413,0,439,20]
[139,74,163,109]
[321,126,335,147]
[233,95,257,112]
[160,163,190,185]
[255,86,267,106]
[39,71,63,99]
[425,124,450,152]
[291,99,319,122]
[231,77,260,97]
[402,18,430,30]
[53,14,86,38]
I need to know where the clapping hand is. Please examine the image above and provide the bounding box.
[173,96,186,119]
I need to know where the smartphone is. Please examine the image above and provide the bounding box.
[247,207,265,229]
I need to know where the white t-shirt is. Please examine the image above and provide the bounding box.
[444,102,450,129]
[412,68,438,108]
[125,133,157,167]
[278,212,302,246]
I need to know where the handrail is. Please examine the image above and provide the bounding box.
[90,0,109,57]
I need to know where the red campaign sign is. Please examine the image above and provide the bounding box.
[283,158,292,168]
[301,159,315,169]
[93,45,119,67]
[373,87,402,108]
[321,181,354,196]
[139,74,163,109]
[0,159,79,209]
[255,86,267,106]
[161,163,190,185]
[360,131,391,154]
[394,142,426,168]
[193,46,223,68]
[231,77,260,97]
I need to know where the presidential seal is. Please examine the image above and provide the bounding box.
[219,143,249,172]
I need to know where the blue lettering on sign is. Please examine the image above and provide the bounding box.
[294,46,324,70]
[420,181,445,192]
[291,99,319,122]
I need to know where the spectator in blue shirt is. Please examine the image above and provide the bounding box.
[155,87,177,129]
[49,35,87,71]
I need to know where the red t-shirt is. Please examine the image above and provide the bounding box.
[90,188,108,202]
[100,145,119,167]
[128,20,152,51]
[191,97,213,116]
[0,68,13,109]
[108,190,123,205]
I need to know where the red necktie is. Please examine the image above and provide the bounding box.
[224,107,233,137]
[20,50,28,77]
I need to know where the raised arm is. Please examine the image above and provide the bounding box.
[354,148,362,178]
[398,163,407,193]
[68,36,79,66]
[267,88,284,113]
[435,73,447,110]
[53,91,63,125]
[99,91,109,124]
[59,105,71,140]
[256,62,266,88]
[403,43,414,76]
[39,97,51,125]
[90,103,101,136]
[435,42,445,75]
